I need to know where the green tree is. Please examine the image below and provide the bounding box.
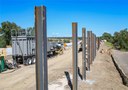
[1,21,21,45]
[0,27,2,33]
[113,32,120,49]
[27,27,35,36]
[119,29,128,50]
[101,32,113,43]
[0,36,6,48]
[63,39,70,43]
[112,28,128,51]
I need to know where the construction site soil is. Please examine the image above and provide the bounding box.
[0,43,128,90]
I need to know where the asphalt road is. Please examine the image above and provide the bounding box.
[112,50,128,77]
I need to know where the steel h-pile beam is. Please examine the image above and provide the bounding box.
[35,6,48,90]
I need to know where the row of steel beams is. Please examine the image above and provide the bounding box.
[35,5,99,90]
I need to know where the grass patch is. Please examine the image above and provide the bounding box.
[105,42,114,48]
[120,49,127,52]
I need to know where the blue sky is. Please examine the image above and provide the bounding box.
[0,0,128,37]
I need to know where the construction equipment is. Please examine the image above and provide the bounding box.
[11,29,35,65]
[55,45,64,55]
[11,29,63,65]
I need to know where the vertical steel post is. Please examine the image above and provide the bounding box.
[72,22,78,90]
[94,34,96,59]
[82,28,86,80]
[90,31,92,64]
[87,31,90,71]
[91,33,94,61]
[97,37,100,50]
[93,34,95,58]
[35,6,48,90]
[93,34,94,58]
[94,35,96,57]
[93,34,95,59]
[96,37,98,50]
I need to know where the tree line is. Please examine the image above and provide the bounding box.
[0,21,80,48]
[100,28,128,51]
[0,21,128,51]
[0,21,34,48]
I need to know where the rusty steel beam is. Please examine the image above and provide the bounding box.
[94,34,96,59]
[94,34,96,58]
[92,33,97,61]
[82,28,86,80]
[93,34,95,59]
[35,6,48,90]
[90,31,92,64]
[93,34,95,58]
[97,37,100,50]
[72,22,78,90]
[91,33,94,61]
[87,31,91,71]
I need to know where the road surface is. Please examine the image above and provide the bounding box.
[112,50,128,78]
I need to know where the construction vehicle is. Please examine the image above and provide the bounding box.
[11,29,63,65]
